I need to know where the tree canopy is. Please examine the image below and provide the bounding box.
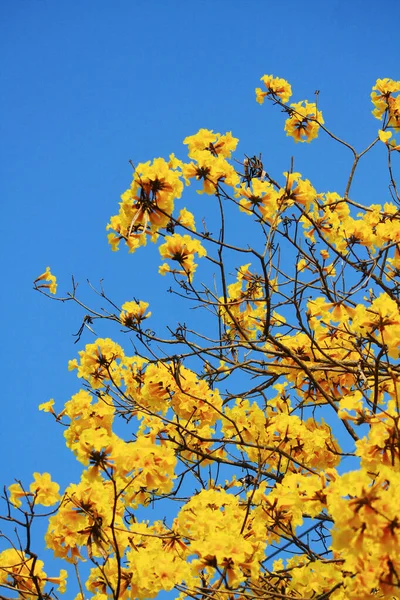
[3,75,400,599]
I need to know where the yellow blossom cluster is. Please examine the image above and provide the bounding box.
[299,194,400,254]
[176,488,266,588]
[67,338,223,428]
[219,263,268,340]
[182,129,240,194]
[371,77,400,129]
[284,100,324,142]
[222,389,341,474]
[183,128,238,160]
[120,299,151,328]
[0,549,67,595]
[106,156,184,253]
[67,337,125,389]
[327,466,400,598]
[255,74,292,104]
[158,233,206,278]
[9,472,60,507]
[105,129,240,279]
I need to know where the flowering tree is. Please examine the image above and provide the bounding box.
[2,75,400,599]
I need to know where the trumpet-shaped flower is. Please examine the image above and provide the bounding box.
[34,266,57,294]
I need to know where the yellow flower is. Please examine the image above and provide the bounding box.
[68,358,78,371]
[379,129,392,143]
[338,391,363,420]
[235,178,278,216]
[182,151,240,194]
[256,74,292,104]
[0,549,47,595]
[120,300,151,328]
[184,128,218,157]
[34,267,57,294]
[8,482,28,507]
[183,129,238,160]
[106,157,184,253]
[167,152,184,170]
[297,258,308,272]
[378,129,400,150]
[46,569,68,594]
[159,262,171,276]
[158,234,206,278]
[177,207,196,230]
[285,101,324,143]
[30,472,60,506]
[323,262,336,277]
[39,398,56,414]
[371,78,400,120]
[69,338,124,390]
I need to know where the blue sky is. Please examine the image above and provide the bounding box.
[1,0,400,595]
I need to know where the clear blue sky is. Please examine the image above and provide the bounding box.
[1,0,399,595]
